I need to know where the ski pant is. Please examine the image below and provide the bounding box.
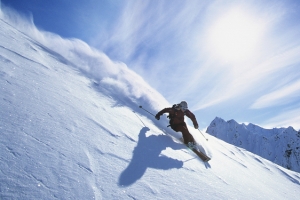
[171,122,195,144]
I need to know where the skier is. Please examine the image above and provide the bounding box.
[155,101,199,147]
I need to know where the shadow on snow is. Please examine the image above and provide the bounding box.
[119,127,183,187]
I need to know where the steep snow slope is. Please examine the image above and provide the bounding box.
[1,13,300,200]
[207,117,300,173]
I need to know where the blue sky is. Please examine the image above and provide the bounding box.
[2,0,300,130]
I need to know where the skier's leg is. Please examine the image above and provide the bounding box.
[175,125,195,144]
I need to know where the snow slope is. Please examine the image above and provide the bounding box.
[207,117,300,173]
[1,10,300,200]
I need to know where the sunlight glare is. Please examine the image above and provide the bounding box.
[207,8,264,63]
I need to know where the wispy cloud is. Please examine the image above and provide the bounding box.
[91,1,299,110]
[264,107,300,130]
[251,71,300,109]
[93,0,209,65]
[91,1,210,80]
[192,2,300,112]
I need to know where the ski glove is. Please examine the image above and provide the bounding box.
[194,124,198,129]
[155,114,160,120]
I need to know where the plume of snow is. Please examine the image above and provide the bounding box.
[0,4,169,113]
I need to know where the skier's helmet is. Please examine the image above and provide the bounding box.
[179,101,188,111]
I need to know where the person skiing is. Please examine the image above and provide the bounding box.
[155,101,199,147]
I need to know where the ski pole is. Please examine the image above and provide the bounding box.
[139,105,155,117]
[198,129,208,141]
[133,111,146,127]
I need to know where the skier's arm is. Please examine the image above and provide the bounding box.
[185,110,199,129]
[155,108,172,120]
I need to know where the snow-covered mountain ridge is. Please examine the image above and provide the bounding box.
[207,117,300,172]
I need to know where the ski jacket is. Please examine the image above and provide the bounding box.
[156,106,198,128]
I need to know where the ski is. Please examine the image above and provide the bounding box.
[187,145,211,162]
[180,138,211,162]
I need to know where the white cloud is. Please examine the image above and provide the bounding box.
[263,108,300,130]
[251,79,300,109]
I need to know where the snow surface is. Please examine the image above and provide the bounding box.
[1,9,300,200]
